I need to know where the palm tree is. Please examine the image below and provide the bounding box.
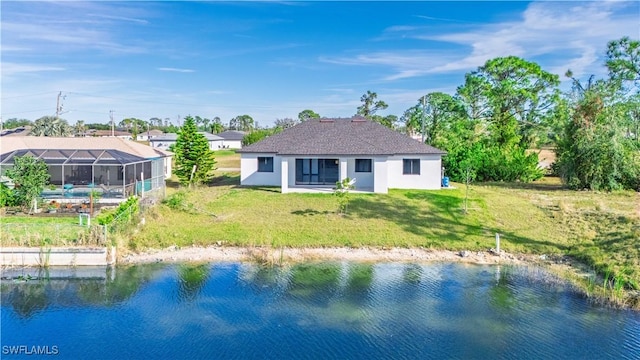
[30,116,72,137]
[73,120,87,137]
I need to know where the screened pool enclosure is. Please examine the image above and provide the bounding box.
[0,148,166,201]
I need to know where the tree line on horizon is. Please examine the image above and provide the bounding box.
[3,37,637,191]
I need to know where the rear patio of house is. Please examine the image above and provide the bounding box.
[0,137,172,204]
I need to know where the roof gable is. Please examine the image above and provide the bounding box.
[238,118,445,156]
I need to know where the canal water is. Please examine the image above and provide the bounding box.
[2,262,639,359]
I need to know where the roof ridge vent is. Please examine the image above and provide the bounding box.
[351,118,367,122]
[319,118,335,123]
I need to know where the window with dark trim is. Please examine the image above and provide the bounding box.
[257,157,274,172]
[355,159,372,173]
[403,159,420,175]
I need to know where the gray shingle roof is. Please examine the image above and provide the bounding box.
[238,118,445,156]
[217,130,246,141]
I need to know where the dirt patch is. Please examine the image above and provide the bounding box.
[120,245,544,266]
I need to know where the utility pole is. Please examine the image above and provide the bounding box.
[55,91,66,121]
[421,95,426,143]
[110,110,115,137]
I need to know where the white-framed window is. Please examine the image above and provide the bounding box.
[403,159,420,175]
[257,157,274,172]
[355,159,372,172]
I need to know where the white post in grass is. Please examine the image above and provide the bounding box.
[495,233,501,254]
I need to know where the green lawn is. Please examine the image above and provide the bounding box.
[213,150,240,169]
[134,176,639,293]
[1,215,100,246]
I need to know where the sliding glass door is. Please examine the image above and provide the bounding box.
[295,158,339,185]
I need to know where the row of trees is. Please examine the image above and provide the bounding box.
[3,109,323,138]
[362,36,639,191]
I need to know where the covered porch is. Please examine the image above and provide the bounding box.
[0,148,166,202]
[280,156,381,194]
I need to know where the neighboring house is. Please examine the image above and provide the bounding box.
[87,129,134,140]
[149,132,224,151]
[238,117,446,194]
[0,137,173,199]
[136,129,165,141]
[216,130,246,149]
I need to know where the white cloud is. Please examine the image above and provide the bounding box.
[1,63,66,76]
[321,51,457,81]
[157,68,196,73]
[328,1,639,81]
[87,13,149,25]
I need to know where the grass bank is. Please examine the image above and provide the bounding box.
[132,174,639,307]
[1,215,98,246]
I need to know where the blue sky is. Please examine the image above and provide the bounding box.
[2,1,639,127]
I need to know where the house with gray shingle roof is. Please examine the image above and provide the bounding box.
[136,129,165,141]
[217,130,246,149]
[237,117,445,193]
[149,132,224,151]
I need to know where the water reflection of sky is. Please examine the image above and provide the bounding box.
[2,262,639,359]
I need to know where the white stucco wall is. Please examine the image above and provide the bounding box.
[346,157,376,190]
[373,158,389,193]
[210,140,225,150]
[164,157,172,179]
[222,140,242,149]
[240,153,442,192]
[240,153,281,186]
[149,139,223,151]
[386,155,442,190]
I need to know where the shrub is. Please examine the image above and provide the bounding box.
[0,183,19,207]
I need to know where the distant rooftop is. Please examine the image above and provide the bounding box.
[217,130,246,141]
[149,132,223,141]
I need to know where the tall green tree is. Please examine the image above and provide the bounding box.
[461,56,560,148]
[201,117,211,132]
[357,91,388,118]
[401,105,423,136]
[209,117,224,134]
[606,36,640,83]
[622,94,640,143]
[119,118,133,132]
[555,73,640,190]
[5,156,50,212]
[73,120,87,136]
[2,118,32,129]
[448,56,558,182]
[229,115,255,131]
[242,129,274,146]
[173,116,216,187]
[30,116,72,137]
[275,118,298,130]
[298,109,320,122]
[149,117,163,127]
[420,92,466,145]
